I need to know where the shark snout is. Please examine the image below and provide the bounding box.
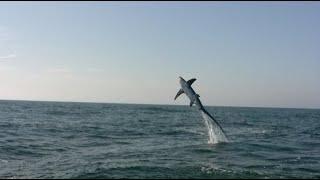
[178,76,186,85]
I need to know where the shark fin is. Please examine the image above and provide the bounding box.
[189,100,194,107]
[187,78,196,86]
[174,89,184,100]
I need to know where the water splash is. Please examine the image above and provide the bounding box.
[200,110,228,144]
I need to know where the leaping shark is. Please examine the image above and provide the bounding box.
[174,76,227,139]
[174,76,204,110]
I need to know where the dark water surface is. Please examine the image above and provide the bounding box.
[0,100,319,178]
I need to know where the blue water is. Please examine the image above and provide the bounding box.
[0,100,319,178]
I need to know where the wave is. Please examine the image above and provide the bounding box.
[0,159,8,163]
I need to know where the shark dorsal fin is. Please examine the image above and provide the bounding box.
[187,78,196,86]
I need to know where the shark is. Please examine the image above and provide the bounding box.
[174,76,204,110]
[174,76,227,140]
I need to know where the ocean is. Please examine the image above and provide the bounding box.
[0,100,319,179]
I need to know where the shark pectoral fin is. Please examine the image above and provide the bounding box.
[174,89,184,100]
[187,78,196,86]
[189,100,194,107]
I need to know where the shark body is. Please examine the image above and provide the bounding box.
[174,76,204,110]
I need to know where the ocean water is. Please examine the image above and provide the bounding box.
[0,100,319,179]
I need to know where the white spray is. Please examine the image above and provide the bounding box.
[200,110,228,144]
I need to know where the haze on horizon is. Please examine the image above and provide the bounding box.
[0,2,319,109]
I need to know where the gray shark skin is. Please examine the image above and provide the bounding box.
[174,76,227,136]
[174,76,203,110]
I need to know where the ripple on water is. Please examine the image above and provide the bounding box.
[0,101,320,178]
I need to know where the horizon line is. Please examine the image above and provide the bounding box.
[0,98,319,110]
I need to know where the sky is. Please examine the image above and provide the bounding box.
[0,2,319,109]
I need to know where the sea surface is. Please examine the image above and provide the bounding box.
[0,100,319,179]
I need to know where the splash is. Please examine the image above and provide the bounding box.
[200,110,228,144]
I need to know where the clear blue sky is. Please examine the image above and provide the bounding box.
[0,2,319,109]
